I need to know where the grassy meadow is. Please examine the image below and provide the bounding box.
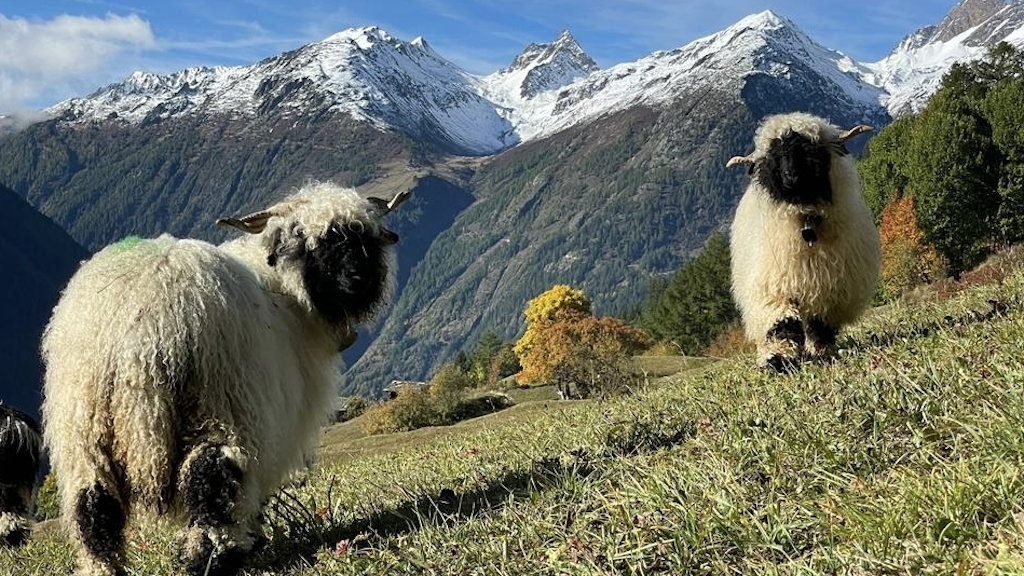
[6,262,1024,575]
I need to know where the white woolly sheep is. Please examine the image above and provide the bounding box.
[41,182,409,576]
[0,403,42,548]
[726,112,881,371]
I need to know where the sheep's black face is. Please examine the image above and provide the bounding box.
[301,224,397,325]
[757,131,833,205]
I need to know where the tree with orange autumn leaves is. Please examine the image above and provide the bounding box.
[877,194,948,299]
[513,285,651,393]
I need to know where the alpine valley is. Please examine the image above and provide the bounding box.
[2,0,1023,400]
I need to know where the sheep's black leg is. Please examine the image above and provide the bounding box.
[762,316,805,372]
[0,485,32,547]
[0,408,42,548]
[179,443,249,576]
[806,318,838,360]
[74,482,127,575]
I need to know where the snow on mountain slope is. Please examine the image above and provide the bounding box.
[476,30,599,133]
[49,27,516,155]
[502,11,884,142]
[865,0,1024,115]
[44,12,886,152]
[43,2,1024,153]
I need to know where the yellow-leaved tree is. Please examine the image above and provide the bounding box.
[514,285,651,394]
[512,284,592,378]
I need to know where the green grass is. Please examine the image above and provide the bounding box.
[6,269,1024,575]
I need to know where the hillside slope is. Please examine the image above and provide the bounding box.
[7,248,1024,575]
[0,183,87,417]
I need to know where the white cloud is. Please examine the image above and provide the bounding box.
[0,13,155,114]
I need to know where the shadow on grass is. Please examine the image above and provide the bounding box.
[849,297,1011,352]
[250,405,699,571]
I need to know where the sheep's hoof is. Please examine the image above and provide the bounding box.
[805,343,838,363]
[180,529,246,576]
[1,526,29,548]
[762,354,801,374]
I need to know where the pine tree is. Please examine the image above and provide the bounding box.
[908,90,1000,275]
[859,115,917,222]
[637,233,737,354]
[983,75,1024,245]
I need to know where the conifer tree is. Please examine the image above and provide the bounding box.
[908,90,1000,275]
[637,233,737,354]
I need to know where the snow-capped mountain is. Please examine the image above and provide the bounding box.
[43,1,1024,155]
[48,13,886,151]
[50,27,517,155]
[481,30,598,100]
[502,11,886,142]
[865,0,1024,114]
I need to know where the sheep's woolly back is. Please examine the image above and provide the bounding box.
[42,182,397,523]
[730,113,881,342]
[42,235,333,518]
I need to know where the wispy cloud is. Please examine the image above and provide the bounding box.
[0,13,156,113]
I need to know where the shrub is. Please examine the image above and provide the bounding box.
[334,396,372,423]
[703,322,755,358]
[878,194,948,300]
[551,348,647,400]
[429,363,474,421]
[360,385,438,435]
[487,345,521,386]
[642,340,683,356]
[34,473,60,521]
[360,365,516,435]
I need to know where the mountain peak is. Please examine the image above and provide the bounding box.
[322,26,397,49]
[871,0,1024,115]
[933,0,1010,42]
[734,10,788,31]
[505,30,597,74]
[494,30,598,98]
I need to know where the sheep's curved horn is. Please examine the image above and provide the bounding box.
[368,189,413,214]
[726,155,755,168]
[837,125,873,143]
[216,209,279,234]
[386,189,412,212]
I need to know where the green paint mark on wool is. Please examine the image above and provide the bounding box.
[110,236,145,253]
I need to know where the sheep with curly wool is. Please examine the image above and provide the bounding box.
[0,403,42,548]
[726,112,880,371]
[41,181,409,576]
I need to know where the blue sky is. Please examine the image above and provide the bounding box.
[0,0,960,115]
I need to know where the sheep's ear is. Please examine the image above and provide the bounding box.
[836,125,873,143]
[367,189,412,215]
[216,209,277,234]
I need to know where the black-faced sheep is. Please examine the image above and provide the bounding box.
[726,112,880,371]
[0,403,42,548]
[41,182,409,576]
